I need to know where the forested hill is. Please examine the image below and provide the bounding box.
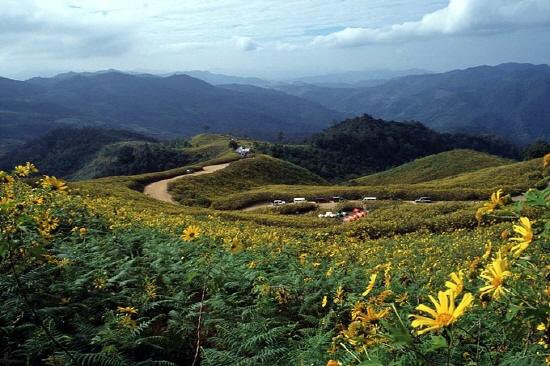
[0,127,165,179]
[254,114,520,182]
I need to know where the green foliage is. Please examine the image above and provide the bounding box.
[522,139,550,160]
[0,127,156,179]
[3,154,550,366]
[254,114,520,182]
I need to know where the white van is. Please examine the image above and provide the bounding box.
[293,197,307,204]
[362,197,377,202]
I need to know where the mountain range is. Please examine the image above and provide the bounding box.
[0,71,347,147]
[270,63,550,146]
[0,62,548,153]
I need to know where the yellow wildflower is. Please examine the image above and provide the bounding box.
[119,315,137,329]
[117,306,138,315]
[362,274,377,297]
[181,225,200,241]
[476,189,504,222]
[543,153,550,169]
[409,291,474,335]
[93,278,106,290]
[41,176,69,193]
[479,251,512,300]
[395,292,410,306]
[224,236,243,253]
[482,241,492,261]
[334,286,345,304]
[509,217,533,258]
[322,295,328,308]
[445,270,464,296]
[356,305,390,324]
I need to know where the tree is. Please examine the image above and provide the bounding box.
[522,140,550,160]
[277,131,285,143]
[202,125,210,133]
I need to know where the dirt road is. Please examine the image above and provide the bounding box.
[143,163,230,204]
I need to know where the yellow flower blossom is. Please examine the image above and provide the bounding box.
[117,306,138,315]
[41,176,69,193]
[509,217,533,258]
[482,241,492,261]
[479,251,512,300]
[543,153,550,169]
[181,225,200,241]
[362,274,377,297]
[334,286,345,304]
[395,292,410,306]
[355,305,390,324]
[224,236,243,253]
[93,278,106,290]
[476,189,504,222]
[322,295,328,308]
[445,270,464,296]
[409,291,474,335]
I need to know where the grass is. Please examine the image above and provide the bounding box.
[352,149,515,185]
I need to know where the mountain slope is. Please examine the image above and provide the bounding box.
[272,63,550,145]
[352,149,515,185]
[0,127,157,179]
[1,71,347,145]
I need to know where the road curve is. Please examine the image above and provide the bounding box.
[143,163,230,204]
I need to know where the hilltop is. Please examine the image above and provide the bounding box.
[352,149,515,185]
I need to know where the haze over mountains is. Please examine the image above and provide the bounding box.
[0,62,548,150]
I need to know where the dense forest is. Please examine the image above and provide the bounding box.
[0,127,191,180]
[254,114,521,182]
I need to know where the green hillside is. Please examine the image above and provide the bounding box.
[352,149,515,185]
[169,154,328,207]
[3,146,550,365]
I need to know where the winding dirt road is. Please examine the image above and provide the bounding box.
[143,163,230,204]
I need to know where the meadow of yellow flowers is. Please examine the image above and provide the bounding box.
[1,156,550,365]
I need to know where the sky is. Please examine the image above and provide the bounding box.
[1,0,550,80]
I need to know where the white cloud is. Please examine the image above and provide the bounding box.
[311,0,550,47]
[0,0,137,59]
[233,36,261,51]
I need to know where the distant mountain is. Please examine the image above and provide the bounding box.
[169,70,271,87]
[0,71,348,148]
[271,63,550,145]
[286,68,432,87]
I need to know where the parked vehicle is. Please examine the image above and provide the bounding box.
[293,197,307,204]
[415,197,431,203]
[318,211,337,218]
[273,200,286,206]
[315,197,328,203]
[362,197,377,202]
[331,196,347,202]
[186,169,195,174]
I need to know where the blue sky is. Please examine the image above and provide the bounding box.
[1,0,550,80]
